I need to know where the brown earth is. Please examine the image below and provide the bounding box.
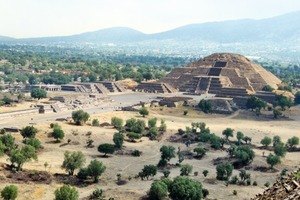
[0,105,299,200]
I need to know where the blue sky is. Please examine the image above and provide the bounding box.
[1,0,300,38]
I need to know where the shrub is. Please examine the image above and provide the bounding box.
[180,164,193,176]
[92,119,100,126]
[72,110,90,125]
[113,133,124,149]
[202,170,209,177]
[1,185,18,200]
[98,143,115,156]
[111,117,124,131]
[20,126,38,139]
[131,149,142,157]
[149,180,168,200]
[23,138,42,149]
[198,99,212,113]
[216,162,233,181]
[169,176,203,200]
[54,185,79,200]
[139,107,149,117]
[260,136,272,147]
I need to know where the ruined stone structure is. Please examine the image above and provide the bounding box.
[252,169,300,200]
[162,53,280,95]
[134,82,176,93]
[61,81,126,94]
[147,53,280,106]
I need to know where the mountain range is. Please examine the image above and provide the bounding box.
[1,10,300,45]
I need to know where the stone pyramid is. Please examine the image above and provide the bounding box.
[161,53,281,95]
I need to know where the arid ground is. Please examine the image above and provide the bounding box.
[0,96,299,200]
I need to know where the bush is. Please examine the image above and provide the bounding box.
[139,165,157,180]
[54,185,79,200]
[274,143,287,157]
[72,110,90,125]
[198,99,212,113]
[183,110,188,115]
[1,185,18,200]
[23,138,42,149]
[111,117,124,131]
[87,160,106,183]
[148,118,157,128]
[98,143,115,156]
[180,164,193,176]
[139,107,149,117]
[92,119,100,126]
[52,127,65,142]
[169,176,203,200]
[113,133,124,149]
[260,136,272,147]
[163,170,170,178]
[31,88,47,99]
[202,170,209,177]
[253,181,258,186]
[20,126,38,139]
[61,151,86,176]
[264,182,270,187]
[149,180,168,200]
[286,136,299,151]
[77,168,89,181]
[233,146,255,166]
[266,153,281,168]
[131,149,142,157]
[216,162,233,181]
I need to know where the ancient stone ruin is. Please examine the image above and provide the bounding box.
[162,53,280,94]
[136,53,281,106]
[252,169,300,200]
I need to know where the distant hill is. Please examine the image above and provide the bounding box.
[1,11,300,59]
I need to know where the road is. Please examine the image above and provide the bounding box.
[0,92,213,128]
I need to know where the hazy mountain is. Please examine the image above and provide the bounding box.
[0,36,15,41]
[1,11,300,46]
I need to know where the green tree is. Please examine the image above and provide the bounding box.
[260,136,272,148]
[54,185,79,200]
[149,180,168,200]
[132,119,146,133]
[20,126,38,139]
[92,119,100,126]
[274,143,287,157]
[87,160,106,183]
[267,153,281,169]
[98,143,115,156]
[236,131,244,145]
[111,117,124,131]
[148,127,158,140]
[61,151,86,175]
[273,135,282,147]
[1,185,18,200]
[198,99,212,113]
[113,132,124,149]
[139,107,149,117]
[233,146,255,165]
[127,132,142,142]
[160,145,176,162]
[139,165,157,180]
[246,96,267,111]
[273,109,282,119]
[148,118,157,128]
[262,85,274,92]
[180,164,193,176]
[159,119,167,132]
[274,94,293,111]
[53,127,65,142]
[31,88,47,99]
[193,147,206,158]
[0,134,15,151]
[222,128,234,142]
[23,138,42,150]
[286,136,299,151]
[169,176,203,200]
[8,145,37,171]
[216,162,233,181]
[72,110,90,125]
[294,91,300,105]
[202,170,209,177]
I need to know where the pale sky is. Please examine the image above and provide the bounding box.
[1,0,300,38]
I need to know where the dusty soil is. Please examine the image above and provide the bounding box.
[0,105,299,200]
